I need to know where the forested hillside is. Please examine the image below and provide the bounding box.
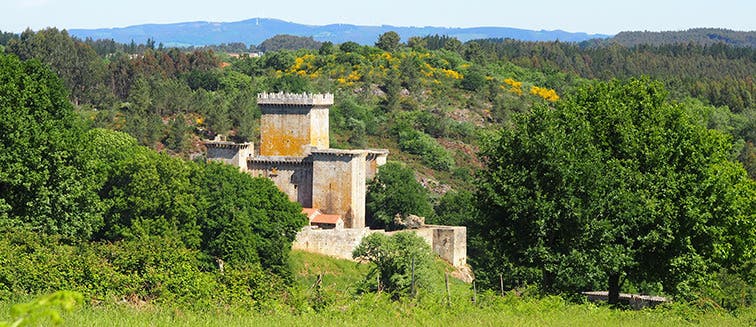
[608,28,756,48]
[0,27,754,314]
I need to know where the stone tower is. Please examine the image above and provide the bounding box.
[206,92,388,229]
[204,135,253,171]
[257,92,332,157]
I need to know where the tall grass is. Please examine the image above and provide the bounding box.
[1,250,754,326]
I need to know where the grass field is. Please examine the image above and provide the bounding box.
[2,250,754,326]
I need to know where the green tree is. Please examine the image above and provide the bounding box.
[0,54,104,240]
[460,66,485,91]
[95,142,201,248]
[6,28,106,106]
[352,231,435,297]
[318,41,335,55]
[165,115,189,153]
[473,78,756,303]
[194,162,307,275]
[432,190,476,226]
[339,41,361,53]
[366,162,433,229]
[407,36,427,50]
[258,35,321,52]
[376,31,401,52]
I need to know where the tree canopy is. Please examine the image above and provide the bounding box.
[472,78,756,302]
[0,53,306,282]
[0,54,103,240]
[366,162,434,229]
[376,31,400,52]
[353,231,435,297]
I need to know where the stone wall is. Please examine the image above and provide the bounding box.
[365,150,389,180]
[205,142,253,171]
[311,150,367,228]
[293,225,467,267]
[257,93,332,156]
[293,227,375,259]
[249,157,313,208]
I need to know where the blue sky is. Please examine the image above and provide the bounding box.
[2,0,754,35]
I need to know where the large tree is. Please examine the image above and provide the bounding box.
[0,54,104,240]
[366,162,433,229]
[473,78,755,303]
[375,31,401,52]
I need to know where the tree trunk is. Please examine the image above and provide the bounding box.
[608,273,620,305]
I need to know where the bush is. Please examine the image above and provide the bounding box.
[0,228,288,309]
[398,130,455,171]
[352,232,435,297]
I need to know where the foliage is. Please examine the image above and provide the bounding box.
[9,250,753,326]
[697,269,756,311]
[397,130,455,171]
[258,35,321,52]
[194,162,307,275]
[352,232,435,297]
[366,162,434,229]
[375,31,401,52]
[0,291,82,327]
[0,229,288,309]
[472,78,756,301]
[0,54,307,306]
[610,28,756,47]
[430,190,477,226]
[0,53,104,241]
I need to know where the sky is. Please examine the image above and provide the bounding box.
[2,0,754,35]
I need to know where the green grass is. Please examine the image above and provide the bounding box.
[1,250,754,326]
[6,293,754,326]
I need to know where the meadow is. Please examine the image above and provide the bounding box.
[1,251,753,326]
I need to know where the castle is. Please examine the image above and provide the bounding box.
[205,92,388,229]
[206,92,467,270]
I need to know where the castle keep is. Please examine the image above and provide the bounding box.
[205,92,388,229]
[205,92,466,270]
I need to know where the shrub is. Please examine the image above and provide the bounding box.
[352,232,435,297]
[398,130,455,171]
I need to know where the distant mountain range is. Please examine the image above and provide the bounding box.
[68,18,611,46]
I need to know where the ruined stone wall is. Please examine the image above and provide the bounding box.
[432,226,467,268]
[293,225,467,267]
[249,158,313,208]
[293,227,375,259]
[364,151,388,180]
[206,142,253,171]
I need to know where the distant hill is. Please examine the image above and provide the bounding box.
[608,28,756,47]
[68,18,610,46]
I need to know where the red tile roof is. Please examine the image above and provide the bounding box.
[311,214,341,225]
[302,208,319,217]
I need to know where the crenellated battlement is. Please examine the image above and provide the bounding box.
[257,92,334,106]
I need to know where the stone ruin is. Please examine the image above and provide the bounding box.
[205,92,467,269]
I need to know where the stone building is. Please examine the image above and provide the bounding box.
[205,92,388,229]
[205,92,467,271]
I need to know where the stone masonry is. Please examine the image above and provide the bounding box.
[205,92,467,268]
